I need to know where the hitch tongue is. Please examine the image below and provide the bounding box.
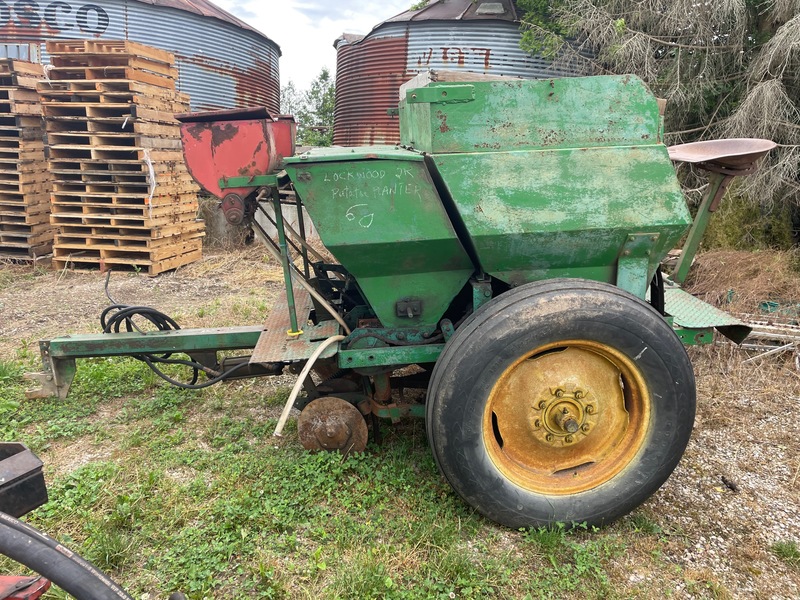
[23,342,75,400]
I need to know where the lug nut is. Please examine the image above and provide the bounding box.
[546,434,554,442]
[582,424,590,432]
[586,405,595,414]
[565,435,574,443]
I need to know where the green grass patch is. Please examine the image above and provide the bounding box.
[772,540,800,568]
[1,354,690,599]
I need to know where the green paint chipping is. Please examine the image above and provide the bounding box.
[284,75,723,337]
[400,75,662,154]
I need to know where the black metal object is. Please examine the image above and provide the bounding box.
[0,444,47,518]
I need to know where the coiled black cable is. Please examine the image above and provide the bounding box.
[100,271,249,389]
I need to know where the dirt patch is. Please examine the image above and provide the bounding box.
[0,247,283,359]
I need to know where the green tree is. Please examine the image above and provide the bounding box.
[280,80,303,118]
[517,0,800,218]
[280,68,335,147]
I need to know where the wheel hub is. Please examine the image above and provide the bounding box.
[533,385,597,446]
[483,343,650,495]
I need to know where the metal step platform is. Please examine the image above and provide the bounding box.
[250,285,341,364]
[665,285,751,344]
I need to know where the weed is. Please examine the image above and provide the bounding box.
[84,522,137,570]
[265,386,291,408]
[627,511,663,535]
[0,359,21,383]
[771,540,800,568]
[72,357,154,399]
[520,523,623,597]
[684,569,732,600]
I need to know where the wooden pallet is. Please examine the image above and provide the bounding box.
[0,60,54,261]
[39,41,204,274]
[45,40,177,90]
[0,59,43,90]
[53,242,203,276]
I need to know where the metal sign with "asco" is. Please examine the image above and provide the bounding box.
[0,0,110,35]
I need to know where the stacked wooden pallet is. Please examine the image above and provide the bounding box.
[38,40,204,275]
[0,59,54,260]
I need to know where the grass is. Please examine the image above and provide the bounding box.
[2,252,800,599]
[1,352,640,599]
[772,541,800,568]
[0,347,687,600]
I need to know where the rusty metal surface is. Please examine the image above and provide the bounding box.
[251,286,340,364]
[406,21,586,79]
[0,0,281,113]
[668,138,778,169]
[484,342,649,495]
[334,11,586,146]
[178,112,295,198]
[297,397,368,454]
[0,577,51,600]
[385,0,519,23]
[334,33,409,146]
[176,107,273,122]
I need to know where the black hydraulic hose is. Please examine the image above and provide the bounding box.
[101,305,181,335]
[140,355,250,390]
[0,512,133,600]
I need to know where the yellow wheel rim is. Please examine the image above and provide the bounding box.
[483,341,651,495]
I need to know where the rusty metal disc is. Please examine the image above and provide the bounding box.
[297,396,368,454]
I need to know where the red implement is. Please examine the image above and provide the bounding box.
[176,107,296,198]
[0,576,51,600]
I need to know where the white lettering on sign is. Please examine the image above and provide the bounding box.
[325,164,422,229]
[0,1,110,34]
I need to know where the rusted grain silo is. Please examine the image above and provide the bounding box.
[334,0,584,146]
[0,0,280,112]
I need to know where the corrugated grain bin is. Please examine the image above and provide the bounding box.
[334,0,585,147]
[0,0,280,113]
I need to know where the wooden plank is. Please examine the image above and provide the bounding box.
[10,75,42,89]
[50,206,199,228]
[0,179,51,194]
[52,244,201,275]
[0,88,40,103]
[55,228,204,251]
[0,210,51,226]
[55,220,204,241]
[53,239,202,264]
[6,101,42,116]
[47,39,176,66]
[0,170,50,184]
[0,60,44,77]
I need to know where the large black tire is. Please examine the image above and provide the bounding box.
[426,279,696,529]
[0,512,132,600]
